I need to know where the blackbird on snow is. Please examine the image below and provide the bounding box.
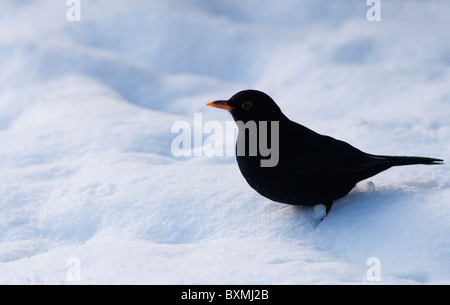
[207,90,443,215]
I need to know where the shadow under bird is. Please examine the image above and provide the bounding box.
[207,90,444,215]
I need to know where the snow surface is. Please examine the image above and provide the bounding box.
[0,0,449,284]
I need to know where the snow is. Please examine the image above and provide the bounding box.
[0,0,449,284]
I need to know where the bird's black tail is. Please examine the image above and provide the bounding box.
[381,155,444,166]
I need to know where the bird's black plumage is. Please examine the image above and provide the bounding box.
[207,90,444,214]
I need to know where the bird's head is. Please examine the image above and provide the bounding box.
[207,90,285,123]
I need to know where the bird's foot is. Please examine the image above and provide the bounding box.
[325,202,333,215]
[313,202,333,224]
[313,204,327,222]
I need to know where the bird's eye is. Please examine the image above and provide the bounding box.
[242,101,252,110]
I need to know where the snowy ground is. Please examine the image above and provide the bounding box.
[0,0,449,284]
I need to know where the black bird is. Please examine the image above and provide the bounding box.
[207,89,443,214]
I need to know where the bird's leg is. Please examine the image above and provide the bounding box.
[315,202,333,223]
[324,202,333,215]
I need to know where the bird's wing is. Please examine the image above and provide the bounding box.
[290,135,389,176]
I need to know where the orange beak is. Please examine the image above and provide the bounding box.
[207,100,235,111]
